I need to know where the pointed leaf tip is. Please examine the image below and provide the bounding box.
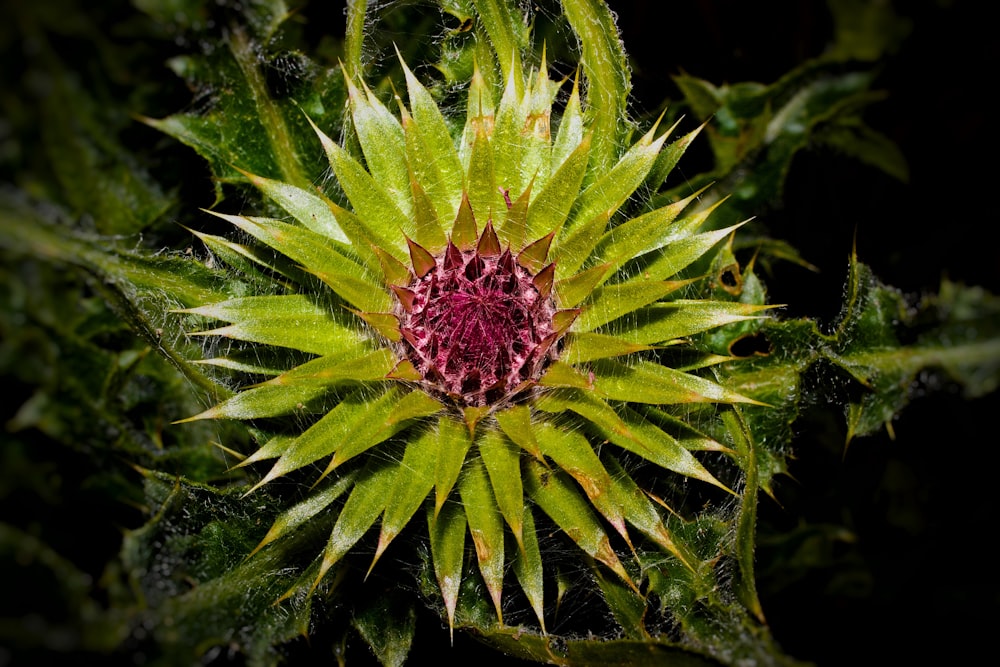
[406,236,437,277]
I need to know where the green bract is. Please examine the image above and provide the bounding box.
[176,2,775,643]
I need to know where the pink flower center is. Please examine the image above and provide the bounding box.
[395,239,559,408]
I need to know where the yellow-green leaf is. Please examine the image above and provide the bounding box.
[427,500,466,637]
[178,295,363,355]
[434,416,474,516]
[573,279,692,333]
[592,358,763,406]
[459,455,505,623]
[524,460,632,587]
[314,457,397,586]
[478,429,524,548]
[241,169,349,242]
[373,427,439,568]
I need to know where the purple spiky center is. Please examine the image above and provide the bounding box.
[394,226,560,408]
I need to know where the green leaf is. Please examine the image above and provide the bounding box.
[427,498,467,636]
[562,124,667,238]
[178,295,364,356]
[608,300,775,345]
[313,125,412,250]
[248,385,429,490]
[467,124,501,227]
[241,170,349,242]
[592,186,705,273]
[434,416,474,515]
[561,0,631,174]
[523,459,632,587]
[478,429,525,547]
[535,390,732,492]
[400,55,465,223]
[494,405,543,460]
[534,421,627,542]
[183,349,392,422]
[603,455,692,568]
[591,358,762,406]
[373,427,439,567]
[346,75,413,220]
[560,332,655,363]
[619,222,745,284]
[511,506,546,631]
[206,211,391,312]
[459,455,506,623]
[315,456,398,584]
[574,279,691,333]
[527,128,591,240]
[352,588,417,667]
[473,0,528,89]
[250,473,357,557]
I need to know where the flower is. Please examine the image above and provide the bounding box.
[178,50,769,634]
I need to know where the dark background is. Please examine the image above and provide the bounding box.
[605,1,998,665]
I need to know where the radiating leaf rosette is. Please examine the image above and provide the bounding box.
[176,44,774,635]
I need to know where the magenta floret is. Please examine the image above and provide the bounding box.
[395,228,559,407]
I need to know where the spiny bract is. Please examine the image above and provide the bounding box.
[178,45,772,634]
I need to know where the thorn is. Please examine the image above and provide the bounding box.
[477,220,501,257]
[532,263,556,298]
[517,232,554,271]
[443,241,464,271]
[451,193,478,250]
[391,285,418,312]
[405,235,437,277]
